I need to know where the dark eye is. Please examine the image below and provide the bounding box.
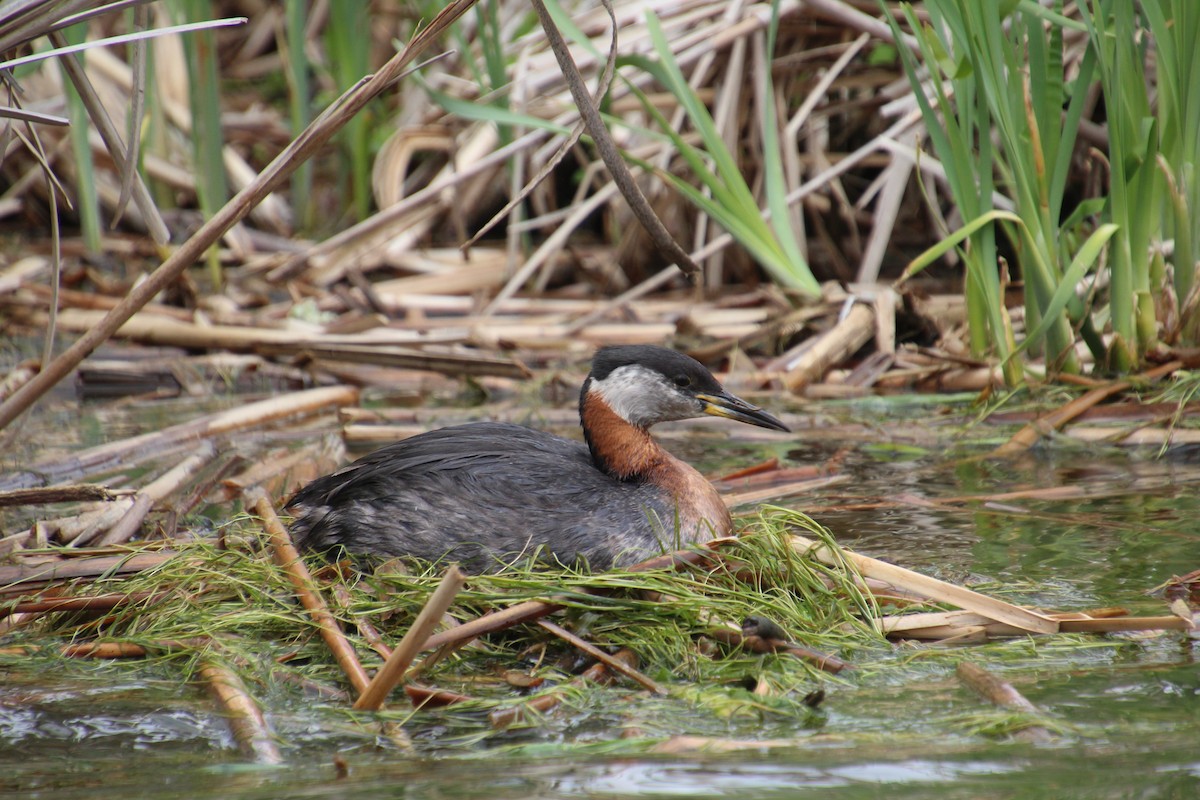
[673,374,692,388]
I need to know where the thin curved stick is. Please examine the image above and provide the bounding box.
[529,0,701,281]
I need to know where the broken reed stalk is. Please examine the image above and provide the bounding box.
[538,618,666,695]
[354,565,467,711]
[331,583,392,660]
[528,0,701,280]
[198,657,285,764]
[90,493,153,546]
[2,591,161,618]
[0,552,176,593]
[416,550,710,655]
[879,608,1194,640]
[789,533,1060,634]
[97,440,218,546]
[994,360,1183,454]
[405,684,474,708]
[707,624,848,674]
[0,0,479,433]
[2,385,358,491]
[722,474,851,508]
[489,647,639,729]
[60,641,148,658]
[783,302,876,392]
[49,309,532,379]
[251,491,371,695]
[956,661,1054,744]
[0,484,121,507]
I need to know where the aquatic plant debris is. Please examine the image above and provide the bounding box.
[2,502,1194,760]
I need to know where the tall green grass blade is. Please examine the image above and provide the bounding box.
[889,3,1019,383]
[474,0,512,145]
[620,72,804,286]
[422,82,571,135]
[1140,0,1200,320]
[178,0,228,288]
[761,0,815,293]
[643,15,762,226]
[1007,223,1118,363]
[897,210,1022,284]
[1081,0,1162,367]
[326,4,372,221]
[60,23,100,255]
[284,0,312,230]
[641,12,818,294]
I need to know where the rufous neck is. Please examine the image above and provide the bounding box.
[580,390,662,480]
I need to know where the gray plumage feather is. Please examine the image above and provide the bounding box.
[286,422,686,572]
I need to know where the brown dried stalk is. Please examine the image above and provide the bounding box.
[416,550,710,656]
[251,491,371,695]
[354,565,467,711]
[3,385,357,491]
[198,657,285,764]
[538,618,665,694]
[706,623,848,675]
[528,0,701,281]
[791,533,1060,634]
[956,661,1053,744]
[489,647,639,729]
[2,591,161,618]
[995,360,1183,454]
[0,552,176,594]
[0,484,120,507]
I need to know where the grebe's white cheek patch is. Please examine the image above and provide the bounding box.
[591,364,701,427]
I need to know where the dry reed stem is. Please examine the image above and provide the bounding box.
[354,565,467,711]
[198,657,285,764]
[704,617,848,674]
[0,484,121,507]
[995,360,1183,454]
[722,474,851,508]
[330,583,392,661]
[97,440,218,546]
[0,0,478,433]
[251,491,371,695]
[537,618,666,695]
[956,661,1054,744]
[1057,615,1194,633]
[87,494,153,547]
[0,552,176,592]
[1062,426,1200,446]
[790,533,1060,634]
[60,641,148,658]
[416,550,711,657]
[1,591,157,617]
[879,608,1193,640]
[49,308,531,378]
[782,302,876,392]
[404,684,475,708]
[1,385,357,492]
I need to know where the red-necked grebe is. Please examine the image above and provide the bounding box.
[287,345,789,572]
